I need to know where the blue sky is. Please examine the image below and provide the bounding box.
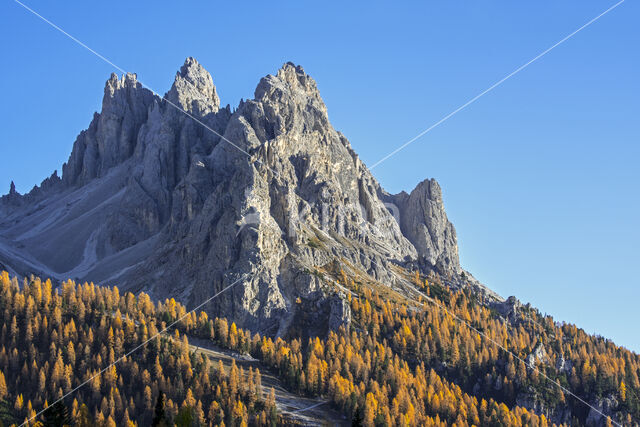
[1,1,639,351]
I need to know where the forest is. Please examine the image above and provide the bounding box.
[0,269,638,426]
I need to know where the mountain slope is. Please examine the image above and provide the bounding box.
[2,270,637,426]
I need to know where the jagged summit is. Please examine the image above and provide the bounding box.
[105,71,140,92]
[167,57,220,115]
[258,62,325,107]
[0,58,477,336]
[251,62,329,141]
[62,70,156,187]
[384,178,461,274]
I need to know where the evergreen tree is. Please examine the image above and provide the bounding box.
[0,399,18,426]
[174,405,194,427]
[351,408,363,427]
[42,401,72,427]
[151,392,169,427]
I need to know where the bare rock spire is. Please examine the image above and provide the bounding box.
[166,57,220,115]
[386,179,461,274]
[62,72,157,186]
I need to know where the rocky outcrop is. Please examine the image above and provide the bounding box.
[384,179,461,274]
[516,388,621,427]
[586,395,619,426]
[492,296,523,321]
[2,181,20,205]
[526,342,548,369]
[0,58,467,336]
[328,293,352,331]
[515,389,572,426]
[555,355,573,374]
[166,57,221,115]
[62,72,157,187]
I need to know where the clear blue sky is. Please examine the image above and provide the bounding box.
[1,1,638,351]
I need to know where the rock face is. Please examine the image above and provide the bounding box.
[3,182,20,205]
[62,72,157,187]
[166,57,221,115]
[515,389,572,426]
[0,58,467,335]
[555,355,573,374]
[384,179,460,274]
[586,395,619,426]
[525,343,548,369]
[492,296,523,322]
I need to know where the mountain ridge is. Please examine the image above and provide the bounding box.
[0,57,492,335]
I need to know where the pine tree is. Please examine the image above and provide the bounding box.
[42,401,72,427]
[143,386,153,411]
[174,405,194,427]
[267,387,277,425]
[0,371,7,401]
[151,392,169,427]
[75,403,91,427]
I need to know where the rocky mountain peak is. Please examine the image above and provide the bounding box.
[248,62,329,143]
[167,57,220,115]
[386,178,461,274]
[105,72,139,93]
[101,72,154,117]
[256,62,324,107]
[62,71,157,187]
[1,59,468,337]
[9,181,16,196]
[415,178,443,203]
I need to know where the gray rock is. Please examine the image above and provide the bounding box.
[1,181,21,206]
[384,178,461,274]
[328,293,352,331]
[492,295,523,321]
[586,395,618,426]
[62,72,157,186]
[515,388,572,425]
[166,57,220,115]
[555,355,573,374]
[526,342,548,369]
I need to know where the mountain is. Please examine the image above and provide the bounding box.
[0,58,490,335]
[2,59,639,427]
